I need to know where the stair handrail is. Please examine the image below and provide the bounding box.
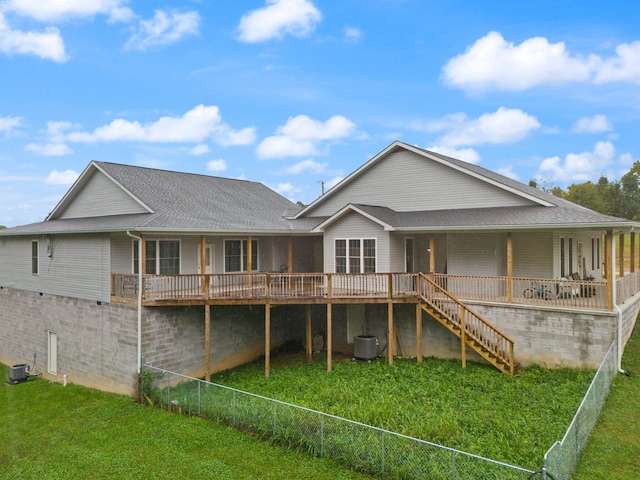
[417,273,515,372]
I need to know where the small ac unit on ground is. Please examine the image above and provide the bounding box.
[8,364,29,384]
[353,335,378,361]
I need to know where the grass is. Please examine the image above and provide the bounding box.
[166,351,595,471]
[572,327,640,480]
[0,366,374,480]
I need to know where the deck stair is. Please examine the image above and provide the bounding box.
[417,273,516,375]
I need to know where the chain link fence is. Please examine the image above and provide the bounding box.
[140,364,535,479]
[543,338,619,480]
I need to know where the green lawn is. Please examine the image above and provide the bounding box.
[0,366,374,480]
[4,327,637,479]
[572,327,640,479]
[159,352,594,471]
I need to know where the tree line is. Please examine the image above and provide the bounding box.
[530,161,640,221]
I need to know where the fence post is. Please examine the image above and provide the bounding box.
[321,415,325,457]
[381,431,385,475]
[198,381,201,415]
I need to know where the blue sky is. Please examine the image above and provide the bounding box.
[1,0,640,227]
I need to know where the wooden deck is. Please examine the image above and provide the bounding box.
[110,272,610,310]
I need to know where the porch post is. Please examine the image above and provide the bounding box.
[429,235,435,274]
[306,305,312,363]
[265,303,271,378]
[387,302,394,365]
[200,235,207,296]
[415,303,422,364]
[619,234,625,278]
[288,237,293,273]
[631,233,636,273]
[507,232,513,303]
[326,303,332,372]
[247,236,253,272]
[605,230,613,311]
[141,235,147,274]
[460,309,466,369]
[204,304,211,383]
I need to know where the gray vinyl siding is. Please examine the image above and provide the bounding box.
[0,234,110,302]
[447,233,507,276]
[512,232,553,279]
[323,211,389,272]
[59,170,147,219]
[308,150,535,217]
[389,234,406,272]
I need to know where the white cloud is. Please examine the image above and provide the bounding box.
[257,114,356,159]
[1,0,134,23]
[0,12,67,62]
[323,175,343,191]
[237,0,321,43]
[594,41,640,83]
[64,104,256,146]
[343,27,362,43]
[496,165,519,181]
[424,107,540,147]
[0,114,23,136]
[189,144,209,156]
[427,145,481,164]
[538,141,618,183]
[206,159,227,172]
[125,9,200,50]
[25,143,73,156]
[273,182,299,195]
[44,169,79,185]
[571,114,613,133]
[284,158,328,174]
[442,31,640,94]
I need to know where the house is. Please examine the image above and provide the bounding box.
[1,141,639,396]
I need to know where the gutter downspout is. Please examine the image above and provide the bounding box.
[611,233,631,376]
[127,231,143,374]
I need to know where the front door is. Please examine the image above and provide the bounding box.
[198,244,214,274]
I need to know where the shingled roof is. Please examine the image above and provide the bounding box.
[2,161,310,235]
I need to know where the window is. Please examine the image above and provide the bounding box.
[335,238,376,273]
[224,239,258,272]
[133,240,180,274]
[405,238,414,273]
[560,236,575,278]
[31,240,39,275]
[592,237,601,271]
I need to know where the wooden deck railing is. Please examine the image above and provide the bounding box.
[433,274,608,310]
[417,273,515,374]
[617,270,640,305]
[111,272,610,310]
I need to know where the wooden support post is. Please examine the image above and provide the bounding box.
[507,232,513,303]
[619,233,625,278]
[306,305,312,363]
[460,309,466,369]
[247,236,252,272]
[141,235,146,274]
[288,237,293,273]
[387,302,394,365]
[606,230,613,311]
[326,303,332,373]
[429,235,435,274]
[416,303,422,364]
[265,303,271,378]
[204,304,211,383]
[631,233,636,273]
[200,235,207,296]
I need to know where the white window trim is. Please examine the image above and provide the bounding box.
[31,240,39,275]
[132,239,181,275]
[224,239,259,273]
[334,238,377,273]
